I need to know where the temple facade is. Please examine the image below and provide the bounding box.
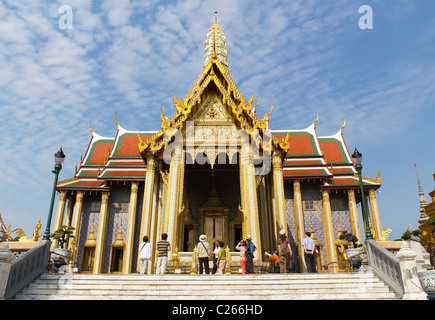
[54,16,383,274]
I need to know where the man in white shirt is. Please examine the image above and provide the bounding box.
[139,235,151,274]
[301,232,317,273]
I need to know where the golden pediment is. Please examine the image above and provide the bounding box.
[191,95,232,122]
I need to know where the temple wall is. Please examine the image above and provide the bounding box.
[74,181,145,273]
[283,180,353,268]
[76,193,102,266]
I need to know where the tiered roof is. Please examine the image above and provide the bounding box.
[273,118,380,189]
[57,123,155,191]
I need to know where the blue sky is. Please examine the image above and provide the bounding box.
[1,0,434,241]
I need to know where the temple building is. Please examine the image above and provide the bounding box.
[54,15,383,274]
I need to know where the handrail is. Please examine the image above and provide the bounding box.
[4,240,51,300]
[365,240,404,298]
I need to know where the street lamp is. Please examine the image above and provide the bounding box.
[42,147,66,241]
[352,148,374,241]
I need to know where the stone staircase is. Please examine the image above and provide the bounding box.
[13,272,400,300]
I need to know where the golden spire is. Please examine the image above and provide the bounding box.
[204,10,228,68]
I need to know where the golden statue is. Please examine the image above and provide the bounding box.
[190,245,198,275]
[31,218,42,241]
[172,247,180,270]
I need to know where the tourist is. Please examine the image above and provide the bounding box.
[211,240,220,274]
[156,233,171,275]
[235,239,247,274]
[197,234,211,274]
[216,241,226,274]
[245,235,256,274]
[138,235,151,274]
[302,232,318,273]
[278,229,293,273]
[265,251,280,273]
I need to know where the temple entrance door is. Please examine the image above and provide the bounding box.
[204,215,225,248]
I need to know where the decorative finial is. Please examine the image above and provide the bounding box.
[313,112,319,128]
[89,120,93,134]
[114,112,119,128]
[340,118,346,134]
[213,10,220,24]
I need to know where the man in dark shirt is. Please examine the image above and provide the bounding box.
[245,235,256,274]
[156,233,171,275]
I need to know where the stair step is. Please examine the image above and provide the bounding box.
[13,272,400,300]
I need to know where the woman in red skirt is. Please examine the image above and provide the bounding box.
[235,240,247,274]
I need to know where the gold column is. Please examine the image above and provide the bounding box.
[52,191,67,248]
[124,182,139,274]
[163,150,183,255]
[348,189,362,245]
[239,151,249,238]
[138,158,157,272]
[173,150,185,252]
[368,189,382,240]
[240,147,262,261]
[293,179,305,272]
[94,192,110,274]
[69,191,84,249]
[148,174,163,274]
[272,152,287,235]
[321,189,337,271]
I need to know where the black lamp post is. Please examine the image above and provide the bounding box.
[42,147,65,241]
[352,148,374,241]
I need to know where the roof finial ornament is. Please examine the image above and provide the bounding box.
[89,120,94,134]
[313,112,319,128]
[340,117,346,134]
[114,112,119,129]
[214,10,220,24]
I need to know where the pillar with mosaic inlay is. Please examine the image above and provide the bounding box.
[347,189,362,245]
[52,191,67,248]
[94,192,110,274]
[368,189,382,240]
[69,191,84,249]
[321,189,338,272]
[293,179,305,272]
[124,182,139,274]
[240,147,262,261]
[163,149,184,256]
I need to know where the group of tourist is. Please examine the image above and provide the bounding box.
[137,230,318,275]
[265,230,318,273]
[202,234,257,275]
